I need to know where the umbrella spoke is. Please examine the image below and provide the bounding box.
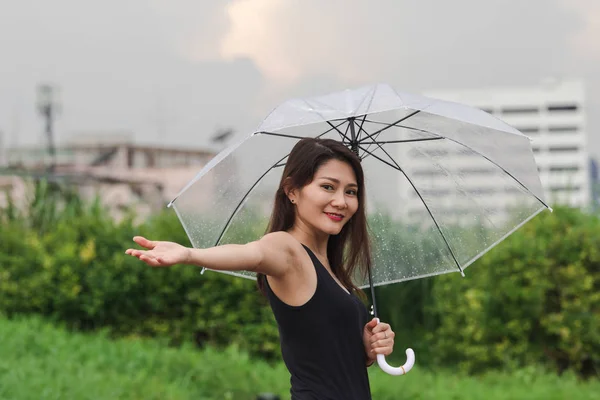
[259,120,347,140]
[356,144,401,171]
[171,83,550,291]
[327,120,352,143]
[441,136,552,211]
[358,141,465,276]
[214,123,348,249]
[356,114,369,143]
[357,119,550,210]
[257,132,306,140]
[356,111,422,160]
[359,137,443,145]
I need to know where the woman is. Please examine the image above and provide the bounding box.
[126,138,396,399]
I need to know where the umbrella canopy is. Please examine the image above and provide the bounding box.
[169,83,550,288]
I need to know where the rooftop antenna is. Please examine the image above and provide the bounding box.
[36,84,61,173]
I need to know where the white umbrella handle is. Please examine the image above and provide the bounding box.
[374,318,415,375]
[377,349,415,375]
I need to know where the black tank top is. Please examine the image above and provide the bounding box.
[264,245,372,400]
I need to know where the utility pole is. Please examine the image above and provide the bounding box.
[36,84,60,172]
[0,129,4,167]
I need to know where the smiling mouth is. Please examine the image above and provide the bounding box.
[325,212,344,221]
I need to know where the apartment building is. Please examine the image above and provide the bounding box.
[420,79,589,210]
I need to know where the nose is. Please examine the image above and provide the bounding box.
[331,190,347,209]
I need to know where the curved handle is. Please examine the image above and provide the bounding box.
[377,349,415,375]
[373,318,415,375]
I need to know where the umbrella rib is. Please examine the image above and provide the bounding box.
[379,123,552,210]
[357,123,438,141]
[257,120,348,141]
[258,132,306,139]
[327,120,352,143]
[213,153,289,248]
[443,137,552,210]
[355,114,368,143]
[342,120,353,144]
[212,127,339,248]
[359,137,443,145]
[365,110,422,138]
[356,144,401,170]
[357,110,422,160]
[357,141,466,276]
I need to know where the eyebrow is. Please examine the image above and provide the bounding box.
[318,176,358,187]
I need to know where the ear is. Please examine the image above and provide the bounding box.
[283,178,297,204]
[286,187,298,204]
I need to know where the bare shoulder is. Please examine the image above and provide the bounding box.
[260,231,301,248]
[252,231,304,277]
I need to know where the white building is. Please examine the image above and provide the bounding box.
[423,78,590,209]
[1,133,217,220]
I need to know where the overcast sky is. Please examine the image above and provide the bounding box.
[1,0,599,155]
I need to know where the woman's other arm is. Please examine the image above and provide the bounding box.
[125,231,300,278]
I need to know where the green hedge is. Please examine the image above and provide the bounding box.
[0,181,280,359]
[426,206,600,376]
[1,181,599,377]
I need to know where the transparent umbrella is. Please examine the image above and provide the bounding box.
[168,83,551,375]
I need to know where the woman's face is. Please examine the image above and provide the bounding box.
[289,159,359,236]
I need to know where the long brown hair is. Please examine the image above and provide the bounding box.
[257,137,372,298]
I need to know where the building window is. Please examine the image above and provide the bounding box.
[550,185,581,192]
[516,127,540,134]
[547,104,578,112]
[548,126,579,133]
[549,166,580,172]
[501,107,538,114]
[412,189,451,197]
[459,167,497,175]
[412,169,447,177]
[549,146,579,153]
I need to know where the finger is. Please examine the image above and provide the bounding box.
[372,322,391,334]
[370,337,394,348]
[365,318,378,330]
[128,249,149,258]
[370,331,395,344]
[140,254,161,267]
[133,236,156,249]
[372,346,394,356]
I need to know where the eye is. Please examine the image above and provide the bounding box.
[321,184,334,191]
[346,189,358,196]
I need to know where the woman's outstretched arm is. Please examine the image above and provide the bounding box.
[125,231,299,278]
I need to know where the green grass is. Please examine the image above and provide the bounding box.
[0,315,598,400]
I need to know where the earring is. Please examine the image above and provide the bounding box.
[290,199,295,204]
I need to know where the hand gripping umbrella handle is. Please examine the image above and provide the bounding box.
[373,318,415,376]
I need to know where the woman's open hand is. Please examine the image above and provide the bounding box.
[125,236,190,267]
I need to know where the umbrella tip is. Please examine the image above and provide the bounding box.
[548,206,554,213]
[460,270,465,278]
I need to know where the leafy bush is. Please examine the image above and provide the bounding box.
[0,180,280,359]
[427,206,600,376]
[2,181,599,377]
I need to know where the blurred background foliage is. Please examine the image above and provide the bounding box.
[0,179,598,378]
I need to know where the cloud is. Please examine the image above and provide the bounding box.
[0,0,265,147]
[565,0,600,60]
[1,1,599,154]
[195,0,591,100]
